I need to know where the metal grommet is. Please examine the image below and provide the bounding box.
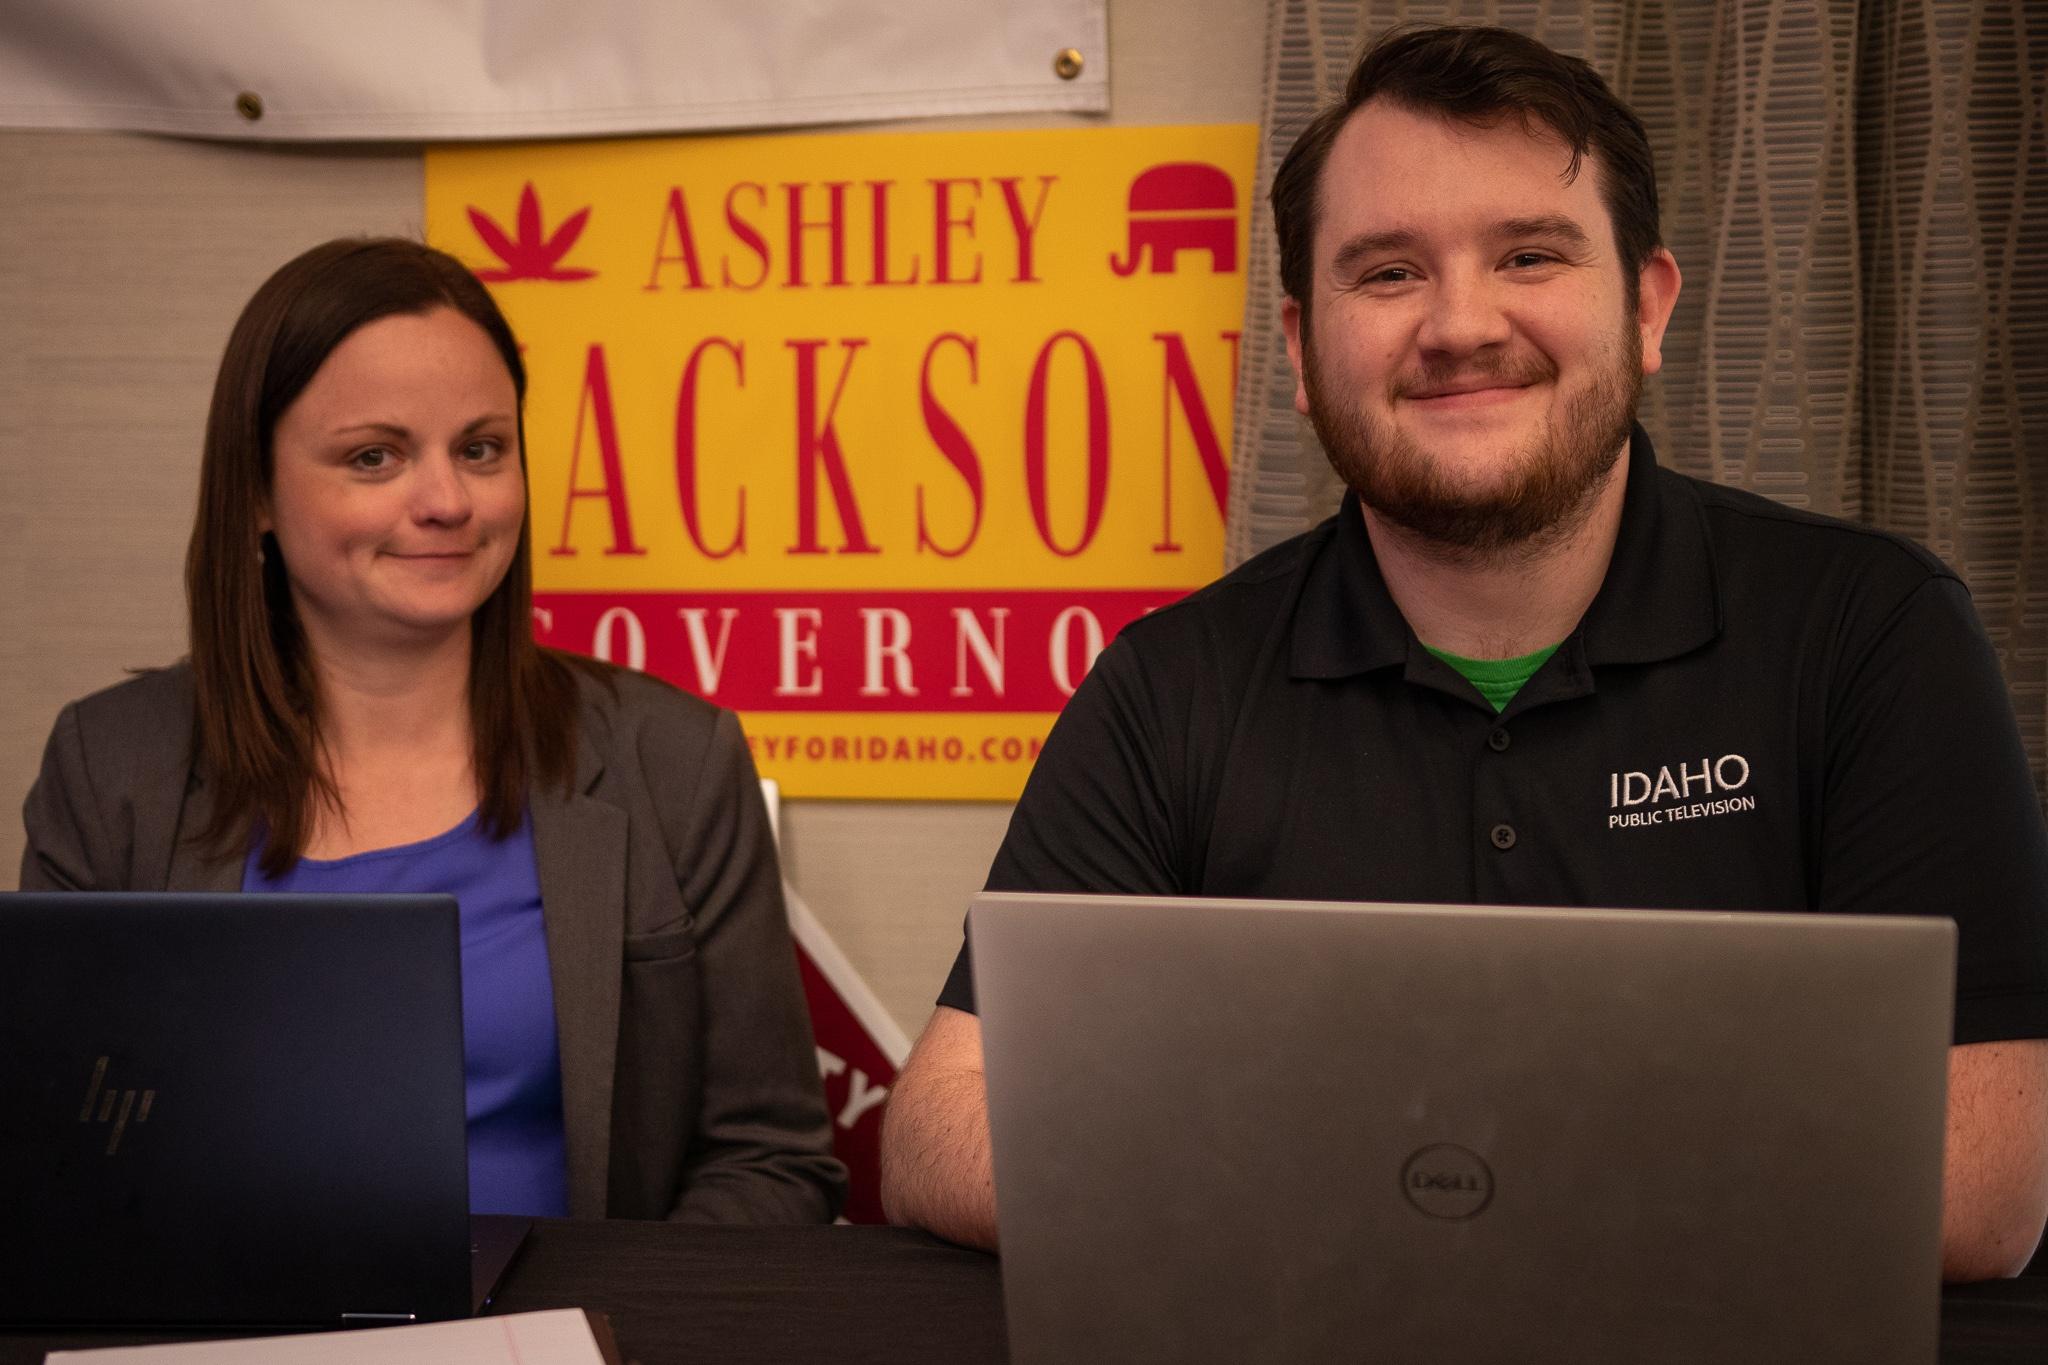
[235,91,264,121]
[1053,48,1084,80]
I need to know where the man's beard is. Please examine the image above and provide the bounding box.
[1303,328,1641,564]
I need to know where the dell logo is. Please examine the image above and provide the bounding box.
[1400,1144,1494,1220]
[78,1055,155,1156]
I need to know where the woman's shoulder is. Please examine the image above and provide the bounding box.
[27,665,198,852]
[59,663,197,747]
[555,653,735,759]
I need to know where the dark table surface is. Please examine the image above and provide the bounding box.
[3,1220,2044,1364]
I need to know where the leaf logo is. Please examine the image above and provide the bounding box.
[467,182,596,282]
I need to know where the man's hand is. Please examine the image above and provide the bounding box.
[879,1005,999,1250]
[1942,1038,2048,1280]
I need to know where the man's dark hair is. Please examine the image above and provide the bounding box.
[1271,25,1662,325]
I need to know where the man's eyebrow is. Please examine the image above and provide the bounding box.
[1494,215,1594,249]
[1326,217,1594,279]
[1329,229,1423,279]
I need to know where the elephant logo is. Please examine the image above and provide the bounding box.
[1108,162,1239,277]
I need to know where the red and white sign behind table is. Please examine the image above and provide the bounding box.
[427,125,1253,1215]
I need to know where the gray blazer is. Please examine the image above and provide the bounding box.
[19,662,845,1223]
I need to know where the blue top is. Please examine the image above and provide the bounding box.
[243,810,570,1216]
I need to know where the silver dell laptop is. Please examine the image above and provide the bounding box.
[0,893,483,1328]
[971,893,1954,1365]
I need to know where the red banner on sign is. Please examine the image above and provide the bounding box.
[534,588,1183,712]
[796,947,898,1224]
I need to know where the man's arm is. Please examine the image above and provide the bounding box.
[1802,574,2048,1277]
[1942,1037,2048,1280]
[882,631,1199,1251]
[879,1005,998,1250]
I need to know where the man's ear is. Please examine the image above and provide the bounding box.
[1280,296,1310,415]
[1636,248,1682,377]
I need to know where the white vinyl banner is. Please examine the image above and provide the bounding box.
[0,0,1108,141]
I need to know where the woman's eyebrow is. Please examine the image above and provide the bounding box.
[455,413,515,437]
[328,414,513,438]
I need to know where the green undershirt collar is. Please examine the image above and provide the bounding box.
[1422,641,1563,713]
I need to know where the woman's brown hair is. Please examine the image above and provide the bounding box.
[186,237,582,876]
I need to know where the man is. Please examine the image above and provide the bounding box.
[879,25,2048,1279]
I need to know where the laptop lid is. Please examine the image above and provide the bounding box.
[972,894,1954,1365]
[0,893,473,1328]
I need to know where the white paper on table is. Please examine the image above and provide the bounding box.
[43,1307,610,1365]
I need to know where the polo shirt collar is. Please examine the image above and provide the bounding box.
[1288,423,1721,680]
[1576,424,1721,666]
[1290,484,1413,678]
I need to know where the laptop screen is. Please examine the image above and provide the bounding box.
[973,893,1952,1365]
[0,893,472,1327]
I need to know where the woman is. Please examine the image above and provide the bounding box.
[19,237,845,1223]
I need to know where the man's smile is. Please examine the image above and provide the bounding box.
[1406,382,1530,404]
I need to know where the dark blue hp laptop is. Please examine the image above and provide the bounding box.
[0,893,484,1327]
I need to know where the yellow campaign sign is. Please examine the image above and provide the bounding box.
[426,124,1254,798]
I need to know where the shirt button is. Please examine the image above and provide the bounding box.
[1487,728,1510,752]
[1490,823,1517,850]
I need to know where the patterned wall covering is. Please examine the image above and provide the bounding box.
[1227,0,2048,799]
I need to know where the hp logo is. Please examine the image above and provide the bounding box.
[78,1056,155,1156]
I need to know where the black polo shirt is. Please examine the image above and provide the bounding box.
[939,427,2048,1045]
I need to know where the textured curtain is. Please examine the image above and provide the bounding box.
[1227,0,2048,800]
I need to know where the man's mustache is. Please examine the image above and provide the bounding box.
[1391,353,1558,401]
